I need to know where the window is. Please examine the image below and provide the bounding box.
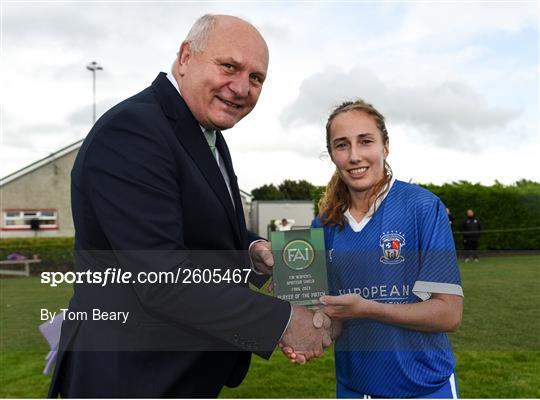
[2,209,58,230]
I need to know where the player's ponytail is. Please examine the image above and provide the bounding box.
[319,171,350,227]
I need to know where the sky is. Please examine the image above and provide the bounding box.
[1,1,538,192]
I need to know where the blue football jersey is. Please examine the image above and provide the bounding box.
[313,180,463,398]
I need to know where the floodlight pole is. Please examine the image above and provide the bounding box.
[86,61,103,124]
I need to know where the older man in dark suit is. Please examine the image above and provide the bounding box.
[48,14,332,398]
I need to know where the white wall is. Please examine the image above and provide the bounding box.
[251,201,315,238]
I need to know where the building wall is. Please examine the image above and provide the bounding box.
[0,150,77,238]
[1,148,253,238]
[238,192,252,231]
[251,201,315,238]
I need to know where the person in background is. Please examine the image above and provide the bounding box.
[275,218,295,231]
[446,208,455,231]
[461,208,482,262]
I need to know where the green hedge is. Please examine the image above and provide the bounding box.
[0,237,74,272]
[422,180,540,250]
[312,180,540,250]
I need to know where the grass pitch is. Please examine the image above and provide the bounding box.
[1,255,538,398]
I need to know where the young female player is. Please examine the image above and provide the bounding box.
[288,99,463,398]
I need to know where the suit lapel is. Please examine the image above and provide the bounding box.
[151,73,242,245]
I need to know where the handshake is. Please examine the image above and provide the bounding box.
[250,240,342,363]
[278,305,342,364]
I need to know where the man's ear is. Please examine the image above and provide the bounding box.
[177,41,192,76]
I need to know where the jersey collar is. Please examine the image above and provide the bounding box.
[345,177,396,233]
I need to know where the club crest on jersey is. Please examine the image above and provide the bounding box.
[379,231,405,264]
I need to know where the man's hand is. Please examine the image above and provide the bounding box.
[279,305,334,365]
[281,308,342,364]
[249,240,274,275]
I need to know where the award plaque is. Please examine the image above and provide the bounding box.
[271,228,328,307]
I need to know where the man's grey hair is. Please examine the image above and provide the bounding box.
[172,14,216,71]
[185,14,217,54]
[173,14,258,71]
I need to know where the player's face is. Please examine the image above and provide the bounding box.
[329,110,389,196]
[177,20,268,131]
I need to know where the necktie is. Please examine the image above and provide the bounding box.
[202,127,235,208]
[203,128,217,160]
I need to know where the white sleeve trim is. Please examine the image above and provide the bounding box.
[449,373,458,399]
[278,304,294,342]
[412,281,464,301]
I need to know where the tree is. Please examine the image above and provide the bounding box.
[251,180,318,201]
[311,186,326,216]
[278,179,315,200]
[251,184,284,200]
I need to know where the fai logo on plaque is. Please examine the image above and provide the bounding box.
[379,231,405,265]
[283,240,315,270]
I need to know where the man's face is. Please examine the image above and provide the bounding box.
[177,19,268,130]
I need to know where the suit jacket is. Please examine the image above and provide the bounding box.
[48,72,291,398]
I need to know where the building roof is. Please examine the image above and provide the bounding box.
[239,189,253,200]
[0,140,254,200]
[0,140,83,187]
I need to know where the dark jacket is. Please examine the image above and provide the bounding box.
[461,215,482,241]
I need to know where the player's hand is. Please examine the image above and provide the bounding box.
[320,294,374,320]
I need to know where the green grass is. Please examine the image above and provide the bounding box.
[0,278,73,397]
[1,256,539,398]
[450,256,540,352]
